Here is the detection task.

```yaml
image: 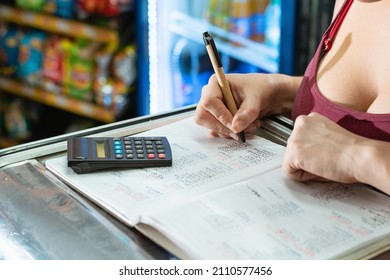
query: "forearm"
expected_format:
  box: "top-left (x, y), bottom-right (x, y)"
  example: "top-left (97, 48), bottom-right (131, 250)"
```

top-left (267, 74), bottom-right (303, 116)
top-left (352, 138), bottom-right (390, 196)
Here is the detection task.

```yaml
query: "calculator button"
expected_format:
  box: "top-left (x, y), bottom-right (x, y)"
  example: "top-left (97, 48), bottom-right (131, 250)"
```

top-left (137, 154), bottom-right (145, 159)
top-left (124, 140), bottom-right (131, 145)
top-left (135, 145), bottom-right (143, 149)
top-left (125, 149), bottom-right (133, 154)
top-left (134, 140), bottom-right (142, 145)
top-left (157, 149), bottom-right (165, 154)
top-left (125, 145), bottom-right (132, 149)
top-left (158, 153), bottom-right (166, 159)
top-left (126, 154), bottom-right (134, 159)
top-left (136, 149), bottom-right (143, 154)
top-left (115, 154), bottom-right (123, 159)
top-left (147, 154), bottom-right (156, 159)
top-left (146, 145), bottom-right (153, 149)
top-left (146, 137), bottom-right (161, 141)
top-left (146, 149), bottom-right (154, 154)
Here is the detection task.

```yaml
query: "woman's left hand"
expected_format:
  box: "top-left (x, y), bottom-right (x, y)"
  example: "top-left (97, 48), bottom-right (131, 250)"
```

top-left (282, 112), bottom-right (360, 184)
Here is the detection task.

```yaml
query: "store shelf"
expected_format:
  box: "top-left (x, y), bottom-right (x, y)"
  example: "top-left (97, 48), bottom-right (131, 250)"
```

top-left (0, 76), bottom-right (115, 123)
top-left (169, 12), bottom-right (279, 73)
top-left (0, 4), bottom-right (118, 47)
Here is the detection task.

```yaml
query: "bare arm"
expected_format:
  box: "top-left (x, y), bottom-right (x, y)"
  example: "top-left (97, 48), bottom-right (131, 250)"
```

top-left (353, 137), bottom-right (390, 195)
top-left (283, 113), bottom-right (390, 196)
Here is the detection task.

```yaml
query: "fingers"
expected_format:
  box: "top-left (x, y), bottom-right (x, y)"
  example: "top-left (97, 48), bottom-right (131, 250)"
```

top-left (232, 94), bottom-right (262, 133)
top-left (282, 159), bottom-right (317, 182)
top-left (194, 74), bottom-right (262, 139)
top-left (282, 113), bottom-right (332, 182)
top-left (209, 129), bottom-right (240, 141)
top-left (202, 95), bottom-right (234, 130)
top-left (195, 75), bottom-right (238, 138)
top-left (194, 95), bottom-right (235, 137)
top-left (282, 115), bottom-right (313, 181)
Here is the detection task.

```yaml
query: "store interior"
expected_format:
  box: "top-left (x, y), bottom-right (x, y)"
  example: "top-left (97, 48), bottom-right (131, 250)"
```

top-left (0, 0), bottom-right (333, 149)
top-left (0, 0), bottom-right (136, 148)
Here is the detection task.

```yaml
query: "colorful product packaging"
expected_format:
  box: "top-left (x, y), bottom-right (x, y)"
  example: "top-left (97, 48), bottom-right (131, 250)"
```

top-left (93, 46), bottom-right (114, 107)
top-left (42, 35), bottom-right (65, 93)
top-left (43, 0), bottom-right (76, 19)
top-left (18, 30), bottom-right (46, 85)
top-left (62, 39), bottom-right (99, 101)
top-left (16, 0), bottom-right (45, 12)
top-left (0, 24), bottom-right (20, 77)
top-left (111, 45), bottom-right (136, 115)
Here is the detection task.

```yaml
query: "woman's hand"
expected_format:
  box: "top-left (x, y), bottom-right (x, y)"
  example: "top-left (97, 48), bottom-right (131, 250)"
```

top-left (194, 73), bottom-right (299, 140)
top-left (283, 112), bottom-right (363, 184)
top-left (282, 112), bottom-right (390, 196)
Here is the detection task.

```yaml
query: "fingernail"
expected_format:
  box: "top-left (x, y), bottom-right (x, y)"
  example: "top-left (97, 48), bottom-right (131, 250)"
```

top-left (229, 132), bottom-right (239, 141)
top-left (234, 120), bottom-right (245, 132)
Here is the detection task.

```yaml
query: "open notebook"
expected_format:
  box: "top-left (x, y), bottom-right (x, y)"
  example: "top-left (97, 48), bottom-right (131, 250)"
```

top-left (46, 117), bottom-right (390, 259)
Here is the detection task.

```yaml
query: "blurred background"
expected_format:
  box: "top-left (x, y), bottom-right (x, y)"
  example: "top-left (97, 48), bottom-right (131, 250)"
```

top-left (0, 0), bottom-right (334, 148)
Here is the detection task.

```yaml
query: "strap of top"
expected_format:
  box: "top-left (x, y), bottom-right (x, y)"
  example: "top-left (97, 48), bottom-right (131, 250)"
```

top-left (321, 0), bottom-right (354, 57)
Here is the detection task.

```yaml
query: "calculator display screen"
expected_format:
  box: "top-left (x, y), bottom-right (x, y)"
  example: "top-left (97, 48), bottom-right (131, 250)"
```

top-left (96, 142), bottom-right (106, 158)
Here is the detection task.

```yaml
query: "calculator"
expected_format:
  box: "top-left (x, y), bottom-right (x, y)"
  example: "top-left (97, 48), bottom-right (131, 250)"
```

top-left (67, 136), bottom-right (172, 174)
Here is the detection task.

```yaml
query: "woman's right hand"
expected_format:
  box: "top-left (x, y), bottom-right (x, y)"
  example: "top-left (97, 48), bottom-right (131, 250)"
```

top-left (194, 73), bottom-right (299, 140)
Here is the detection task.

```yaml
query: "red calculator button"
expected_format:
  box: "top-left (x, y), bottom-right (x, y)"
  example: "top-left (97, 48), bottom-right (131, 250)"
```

top-left (158, 153), bottom-right (166, 159)
top-left (147, 153), bottom-right (156, 159)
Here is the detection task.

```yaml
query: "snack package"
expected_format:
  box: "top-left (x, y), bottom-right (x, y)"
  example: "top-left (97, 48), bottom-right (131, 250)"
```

top-left (16, 0), bottom-right (45, 12)
top-left (76, 0), bottom-right (134, 21)
top-left (42, 35), bottom-right (64, 93)
top-left (4, 99), bottom-right (31, 141)
top-left (77, 0), bottom-right (119, 17)
top-left (62, 39), bottom-right (99, 100)
top-left (93, 46), bottom-right (114, 107)
top-left (111, 45), bottom-right (136, 115)
top-left (18, 30), bottom-right (46, 85)
top-left (44, 0), bottom-right (76, 19)
top-left (0, 23), bottom-right (20, 77)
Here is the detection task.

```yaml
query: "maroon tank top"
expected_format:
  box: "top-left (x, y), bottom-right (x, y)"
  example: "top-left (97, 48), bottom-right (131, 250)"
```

top-left (291, 0), bottom-right (390, 141)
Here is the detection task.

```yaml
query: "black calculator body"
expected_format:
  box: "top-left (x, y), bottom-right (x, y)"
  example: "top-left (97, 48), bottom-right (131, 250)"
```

top-left (67, 136), bottom-right (172, 174)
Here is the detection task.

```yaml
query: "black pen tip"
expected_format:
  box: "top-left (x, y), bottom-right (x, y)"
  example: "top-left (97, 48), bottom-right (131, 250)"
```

top-left (203, 31), bottom-right (212, 45)
top-left (238, 132), bottom-right (246, 143)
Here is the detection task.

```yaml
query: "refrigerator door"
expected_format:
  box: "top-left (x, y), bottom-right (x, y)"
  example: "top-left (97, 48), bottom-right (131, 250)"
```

top-left (136, 0), bottom-right (296, 116)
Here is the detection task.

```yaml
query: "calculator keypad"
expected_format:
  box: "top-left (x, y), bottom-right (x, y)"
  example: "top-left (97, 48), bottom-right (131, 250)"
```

top-left (113, 137), bottom-right (168, 161)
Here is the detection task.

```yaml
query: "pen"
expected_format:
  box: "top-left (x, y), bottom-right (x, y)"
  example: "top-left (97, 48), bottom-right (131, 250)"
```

top-left (202, 31), bottom-right (246, 143)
